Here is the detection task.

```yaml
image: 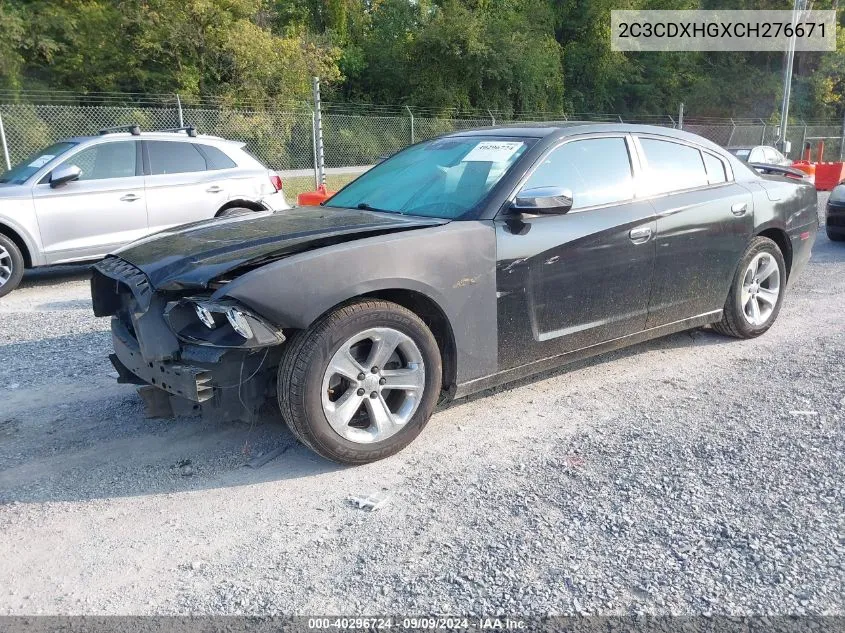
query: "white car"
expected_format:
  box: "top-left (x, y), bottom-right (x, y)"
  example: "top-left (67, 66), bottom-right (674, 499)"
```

top-left (0, 125), bottom-right (288, 297)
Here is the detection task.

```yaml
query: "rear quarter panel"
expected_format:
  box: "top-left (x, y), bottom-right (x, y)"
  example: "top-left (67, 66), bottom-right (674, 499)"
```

top-left (749, 178), bottom-right (818, 282)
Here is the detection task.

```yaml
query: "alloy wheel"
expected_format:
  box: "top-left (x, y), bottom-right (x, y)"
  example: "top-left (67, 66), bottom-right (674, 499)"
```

top-left (321, 327), bottom-right (426, 444)
top-left (0, 244), bottom-right (13, 289)
top-left (741, 251), bottom-right (781, 327)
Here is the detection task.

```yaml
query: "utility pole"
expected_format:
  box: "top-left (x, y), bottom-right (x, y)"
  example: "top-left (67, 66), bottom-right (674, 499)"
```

top-left (312, 77), bottom-right (325, 187)
top-left (778, 0), bottom-right (805, 153)
top-left (678, 103), bottom-right (684, 130)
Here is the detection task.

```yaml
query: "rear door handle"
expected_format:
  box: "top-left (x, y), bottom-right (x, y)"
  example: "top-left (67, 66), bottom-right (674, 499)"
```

top-left (629, 226), bottom-right (652, 244)
top-left (206, 186), bottom-right (223, 194)
top-left (120, 194), bottom-right (140, 202)
top-left (731, 202), bottom-right (748, 216)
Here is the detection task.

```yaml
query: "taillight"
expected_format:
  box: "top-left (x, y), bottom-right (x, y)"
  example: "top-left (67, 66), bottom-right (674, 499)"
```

top-left (269, 174), bottom-right (283, 192)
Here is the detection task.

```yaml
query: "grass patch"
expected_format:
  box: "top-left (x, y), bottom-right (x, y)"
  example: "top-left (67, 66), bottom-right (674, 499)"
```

top-left (282, 174), bottom-right (358, 204)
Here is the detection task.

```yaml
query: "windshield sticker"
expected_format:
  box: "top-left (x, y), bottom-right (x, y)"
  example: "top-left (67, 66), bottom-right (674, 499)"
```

top-left (462, 141), bottom-right (523, 163)
top-left (27, 155), bottom-right (55, 168)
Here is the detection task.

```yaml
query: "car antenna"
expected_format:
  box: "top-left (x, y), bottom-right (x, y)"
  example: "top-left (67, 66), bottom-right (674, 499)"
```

top-left (158, 125), bottom-right (198, 138)
top-left (98, 124), bottom-right (141, 136)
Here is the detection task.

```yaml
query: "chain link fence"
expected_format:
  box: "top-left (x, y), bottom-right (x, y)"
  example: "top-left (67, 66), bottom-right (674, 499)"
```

top-left (1, 101), bottom-right (843, 178)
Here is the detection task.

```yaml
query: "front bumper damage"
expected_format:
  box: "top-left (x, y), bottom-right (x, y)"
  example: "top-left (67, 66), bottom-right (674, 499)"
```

top-left (93, 256), bottom-right (284, 420)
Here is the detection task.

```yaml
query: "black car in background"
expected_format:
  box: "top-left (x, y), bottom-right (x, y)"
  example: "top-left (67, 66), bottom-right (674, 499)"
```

top-left (826, 182), bottom-right (845, 242)
top-left (91, 124), bottom-right (819, 464)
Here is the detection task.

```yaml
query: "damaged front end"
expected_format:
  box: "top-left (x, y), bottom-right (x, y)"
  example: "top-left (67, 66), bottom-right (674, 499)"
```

top-left (91, 255), bottom-right (285, 420)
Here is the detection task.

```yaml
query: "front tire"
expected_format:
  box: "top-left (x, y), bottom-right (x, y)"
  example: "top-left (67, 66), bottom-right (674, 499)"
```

top-left (278, 299), bottom-right (442, 465)
top-left (826, 227), bottom-right (845, 242)
top-left (713, 236), bottom-right (786, 339)
top-left (0, 234), bottom-right (25, 299)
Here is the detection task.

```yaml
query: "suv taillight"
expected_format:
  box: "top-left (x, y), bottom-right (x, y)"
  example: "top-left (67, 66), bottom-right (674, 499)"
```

top-left (269, 174), bottom-right (283, 192)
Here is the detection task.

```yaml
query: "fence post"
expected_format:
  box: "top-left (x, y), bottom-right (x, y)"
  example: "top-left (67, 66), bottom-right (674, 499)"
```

top-left (760, 120), bottom-right (766, 144)
top-left (488, 109), bottom-right (496, 126)
top-left (678, 103), bottom-right (684, 130)
top-left (727, 119), bottom-right (736, 146)
top-left (176, 94), bottom-right (184, 127)
top-left (312, 77), bottom-right (325, 186)
top-left (310, 110), bottom-right (319, 190)
top-left (840, 110), bottom-right (845, 161)
top-left (0, 111), bottom-right (10, 171)
top-left (800, 121), bottom-right (807, 158)
top-left (406, 105), bottom-right (414, 144)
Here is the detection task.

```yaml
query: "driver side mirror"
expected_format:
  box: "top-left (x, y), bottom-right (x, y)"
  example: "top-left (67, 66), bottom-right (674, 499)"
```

top-left (511, 186), bottom-right (573, 215)
top-left (50, 164), bottom-right (82, 188)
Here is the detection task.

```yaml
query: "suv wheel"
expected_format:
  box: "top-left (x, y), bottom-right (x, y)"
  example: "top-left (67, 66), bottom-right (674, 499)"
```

top-left (278, 299), bottom-right (442, 465)
top-left (713, 236), bottom-right (786, 339)
top-left (218, 206), bottom-right (253, 218)
top-left (0, 234), bottom-right (24, 298)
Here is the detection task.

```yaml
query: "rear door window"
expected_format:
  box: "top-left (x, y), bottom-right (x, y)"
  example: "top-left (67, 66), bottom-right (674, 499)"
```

top-left (523, 137), bottom-right (634, 209)
top-left (702, 152), bottom-right (727, 185)
top-left (639, 138), bottom-right (708, 194)
top-left (147, 141), bottom-right (207, 175)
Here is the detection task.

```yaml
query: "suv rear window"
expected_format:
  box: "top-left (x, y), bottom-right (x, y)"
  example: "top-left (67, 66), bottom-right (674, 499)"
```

top-left (196, 144), bottom-right (237, 170)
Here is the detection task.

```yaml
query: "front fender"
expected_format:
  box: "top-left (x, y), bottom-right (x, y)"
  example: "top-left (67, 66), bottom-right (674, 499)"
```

top-left (216, 221), bottom-right (498, 384)
top-left (0, 202), bottom-right (45, 267)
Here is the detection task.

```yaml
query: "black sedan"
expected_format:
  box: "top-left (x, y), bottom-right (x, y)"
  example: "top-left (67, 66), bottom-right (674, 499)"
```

top-left (91, 124), bottom-right (819, 464)
top-left (826, 183), bottom-right (845, 242)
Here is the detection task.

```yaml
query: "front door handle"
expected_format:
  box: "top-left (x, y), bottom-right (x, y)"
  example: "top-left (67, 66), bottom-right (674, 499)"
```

top-left (206, 186), bottom-right (223, 194)
top-left (120, 194), bottom-right (140, 202)
top-left (731, 202), bottom-right (748, 216)
top-left (629, 226), bottom-right (652, 244)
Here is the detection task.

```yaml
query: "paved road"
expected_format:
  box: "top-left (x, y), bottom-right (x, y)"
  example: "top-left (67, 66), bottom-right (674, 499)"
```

top-left (0, 197), bottom-right (842, 616)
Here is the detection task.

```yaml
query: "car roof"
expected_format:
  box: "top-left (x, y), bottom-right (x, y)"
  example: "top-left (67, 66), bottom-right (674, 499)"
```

top-left (448, 122), bottom-right (728, 151)
top-left (65, 132), bottom-right (241, 145)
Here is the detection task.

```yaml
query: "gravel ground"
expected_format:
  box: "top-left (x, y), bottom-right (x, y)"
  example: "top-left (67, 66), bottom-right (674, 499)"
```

top-left (0, 195), bottom-right (842, 616)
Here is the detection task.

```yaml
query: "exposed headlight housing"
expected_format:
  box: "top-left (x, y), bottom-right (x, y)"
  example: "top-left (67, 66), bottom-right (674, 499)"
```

top-left (195, 304), bottom-right (217, 329)
top-left (226, 308), bottom-right (254, 339)
top-left (165, 299), bottom-right (284, 349)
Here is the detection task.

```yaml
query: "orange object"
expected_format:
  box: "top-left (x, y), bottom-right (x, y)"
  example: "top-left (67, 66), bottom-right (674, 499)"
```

top-left (814, 162), bottom-right (845, 191)
top-left (297, 184), bottom-right (335, 206)
top-left (791, 160), bottom-right (816, 185)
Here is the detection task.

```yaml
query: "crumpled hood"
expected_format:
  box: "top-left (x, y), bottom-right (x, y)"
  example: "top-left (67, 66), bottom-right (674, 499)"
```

top-left (115, 206), bottom-right (448, 290)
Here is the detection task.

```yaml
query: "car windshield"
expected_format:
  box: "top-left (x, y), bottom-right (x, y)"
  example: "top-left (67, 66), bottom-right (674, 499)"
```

top-left (729, 148), bottom-right (751, 161)
top-left (324, 136), bottom-right (531, 218)
top-left (0, 142), bottom-right (77, 184)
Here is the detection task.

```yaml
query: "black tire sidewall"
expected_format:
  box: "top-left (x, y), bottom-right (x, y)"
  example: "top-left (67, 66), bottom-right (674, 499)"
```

top-left (218, 207), bottom-right (253, 218)
top-left (727, 238), bottom-right (786, 337)
top-left (826, 227), bottom-right (845, 242)
top-left (0, 234), bottom-right (24, 298)
top-left (299, 304), bottom-right (441, 463)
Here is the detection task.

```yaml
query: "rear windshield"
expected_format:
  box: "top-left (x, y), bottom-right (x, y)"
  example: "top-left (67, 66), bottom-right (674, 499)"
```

top-left (0, 142), bottom-right (78, 184)
top-left (324, 136), bottom-right (532, 219)
top-left (729, 148), bottom-right (751, 161)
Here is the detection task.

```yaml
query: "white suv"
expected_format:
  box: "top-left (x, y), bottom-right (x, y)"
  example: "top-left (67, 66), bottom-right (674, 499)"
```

top-left (0, 125), bottom-right (289, 297)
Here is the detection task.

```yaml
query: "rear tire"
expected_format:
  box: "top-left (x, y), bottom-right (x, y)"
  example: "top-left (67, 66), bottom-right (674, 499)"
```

top-left (218, 206), bottom-right (254, 218)
top-left (713, 236), bottom-right (786, 339)
top-left (278, 299), bottom-right (442, 465)
top-left (0, 234), bottom-right (25, 299)
top-left (826, 227), bottom-right (845, 242)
